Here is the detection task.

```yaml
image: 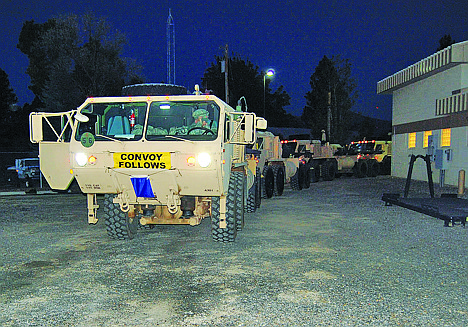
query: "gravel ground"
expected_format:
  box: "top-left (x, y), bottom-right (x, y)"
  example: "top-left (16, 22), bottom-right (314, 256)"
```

top-left (0, 175), bottom-right (467, 326)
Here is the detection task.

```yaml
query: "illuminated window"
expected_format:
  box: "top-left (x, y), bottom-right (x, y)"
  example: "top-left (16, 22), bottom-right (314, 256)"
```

top-left (423, 131), bottom-right (432, 148)
top-left (408, 132), bottom-right (416, 148)
top-left (441, 128), bottom-right (451, 147)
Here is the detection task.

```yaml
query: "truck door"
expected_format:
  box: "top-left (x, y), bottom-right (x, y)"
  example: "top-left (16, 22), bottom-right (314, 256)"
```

top-left (30, 112), bottom-right (75, 190)
top-left (39, 142), bottom-right (73, 190)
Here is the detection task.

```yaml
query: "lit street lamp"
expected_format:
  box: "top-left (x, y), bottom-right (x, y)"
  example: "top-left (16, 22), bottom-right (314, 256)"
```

top-left (263, 69), bottom-right (275, 117)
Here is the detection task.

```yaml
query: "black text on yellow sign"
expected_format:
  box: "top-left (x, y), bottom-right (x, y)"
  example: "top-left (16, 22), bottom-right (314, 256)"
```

top-left (113, 152), bottom-right (171, 169)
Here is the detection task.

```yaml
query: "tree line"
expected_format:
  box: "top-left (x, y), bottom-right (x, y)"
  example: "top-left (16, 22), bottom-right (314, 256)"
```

top-left (2, 13), bottom-right (422, 151)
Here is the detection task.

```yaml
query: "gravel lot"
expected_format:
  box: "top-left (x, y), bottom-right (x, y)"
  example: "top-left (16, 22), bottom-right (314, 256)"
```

top-left (0, 175), bottom-right (467, 326)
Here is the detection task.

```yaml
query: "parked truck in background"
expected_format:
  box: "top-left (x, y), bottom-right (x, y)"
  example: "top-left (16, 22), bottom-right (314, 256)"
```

top-left (253, 132), bottom-right (312, 198)
top-left (280, 138), bottom-right (392, 182)
top-left (6, 158), bottom-right (40, 187)
top-left (29, 84), bottom-right (267, 242)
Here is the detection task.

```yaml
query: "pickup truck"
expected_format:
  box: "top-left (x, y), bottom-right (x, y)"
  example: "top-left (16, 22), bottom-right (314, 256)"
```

top-left (7, 158), bottom-right (41, 187)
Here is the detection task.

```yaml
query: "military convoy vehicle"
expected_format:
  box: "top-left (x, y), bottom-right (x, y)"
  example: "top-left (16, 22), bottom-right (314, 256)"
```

top-left (252, 131), bottom-right (312, 198)
top-left (278, 137), bottom-right (392, 182)
top-left (29, 84), bottom-right (267, 242)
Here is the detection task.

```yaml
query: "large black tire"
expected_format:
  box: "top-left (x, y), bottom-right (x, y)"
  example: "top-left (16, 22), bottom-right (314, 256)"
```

top-left (290, 168), bottom-right (301, 191)
top-left (321, 161), bottom-right (336, 181)
top-left (103, 194), bottom-right (138, 240)
top-left (354, 160), bottom-right (368, 178)
top-left (272, 165), bottom-right (285, 196)
top-left (246, 182), bottom-right (256, 213)
top-left (255, 167), bottom-right (262, 209)
top-left (310, 162), bottom-right (320, 183)
top-left (367, 160), bottom-right (379, 177)
top-left (382, 157), bottom-right (391, 175)
top-left (263, 166), bottom-right (275, 198)
top-left (302, 164), bottom-right (311, 189)
top-left (211, 176), bottom-right (237, 242)
top-left (234, 171), bottom-right (245, 231)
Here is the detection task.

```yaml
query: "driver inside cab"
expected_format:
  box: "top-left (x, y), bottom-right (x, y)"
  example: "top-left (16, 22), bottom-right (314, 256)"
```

top-left (188, 108), bottom-right (218, 135)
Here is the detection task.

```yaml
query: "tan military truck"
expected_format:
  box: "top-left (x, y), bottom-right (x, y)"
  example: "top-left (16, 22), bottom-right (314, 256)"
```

top-left (29, 84), bottom-right (267, 242)
top-left (307, 139), bottom-right (392, 181)
top-left (253, 131), bottom-right (311, 198)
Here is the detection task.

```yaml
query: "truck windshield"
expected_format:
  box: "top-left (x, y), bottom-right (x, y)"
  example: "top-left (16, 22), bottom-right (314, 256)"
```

top-left (348, 143), bottom-right (375, 155)
top-left (146, 101), bottom-right (219, 141)
top-left (75, 100), bottom-right (220, 142)
top-left (75, 102), bottom-right (147, 141)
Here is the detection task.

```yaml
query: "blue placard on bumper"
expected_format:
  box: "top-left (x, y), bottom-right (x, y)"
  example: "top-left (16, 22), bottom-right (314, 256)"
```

top-left (131, 176), bottom-right (155, 198)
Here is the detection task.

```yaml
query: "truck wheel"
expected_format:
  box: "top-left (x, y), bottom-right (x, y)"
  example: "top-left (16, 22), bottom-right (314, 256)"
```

top-left (255, 167), bottom-right (262, 208)
top-left (290, 168), bottom-right (301, 191)
top-left (354, 160), bottom-right (368, 178)
top-left (211, 181), bottom-right (237, 242)
top-left (302, 164), bottom-right (311, 189)
top-left (382, 157), bottom-right (391, 175)
top-left (321, 161), bottom-right (336, 181)
top-left (234, 171), bottom-right (245, 230)
top-left (263, 166), bottom-right (274, 198)
top-left (246, 168), bottom-right (257, 213)
top-left (272, 165), bottom-right (285, 196)
top-left (367, 160), bottom-right (379, 177)
top-left (103, 194), bottom-right (138, 240)
top-left (310, 162), bottom-right (319, 183)
top-left (246, 183), bottom-right (256, 213)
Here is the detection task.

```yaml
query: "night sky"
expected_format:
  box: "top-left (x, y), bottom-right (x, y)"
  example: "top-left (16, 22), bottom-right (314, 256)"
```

top-left (2, 0), bottom-right (468, 122)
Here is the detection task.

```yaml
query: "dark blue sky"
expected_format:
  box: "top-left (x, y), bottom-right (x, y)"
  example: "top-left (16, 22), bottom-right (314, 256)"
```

top-left (2, 0), bottom-right (468, 121)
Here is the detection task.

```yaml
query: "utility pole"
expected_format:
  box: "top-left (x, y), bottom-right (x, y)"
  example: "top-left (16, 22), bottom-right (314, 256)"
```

top-left (224, 44), bottom-right (229, 105)
top-left (327, 91), bottom-right (332, 143)
top-left (166, 9), bottom-right (175, 84)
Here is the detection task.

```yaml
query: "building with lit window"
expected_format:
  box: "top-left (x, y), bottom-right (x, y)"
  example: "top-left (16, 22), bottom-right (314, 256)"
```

top-left (377, 41), bottom-right (468, 186)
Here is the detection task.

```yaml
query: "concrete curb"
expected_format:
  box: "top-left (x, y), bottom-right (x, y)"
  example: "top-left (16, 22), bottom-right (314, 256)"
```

top-left (0, 190), bottom-right (56, 196)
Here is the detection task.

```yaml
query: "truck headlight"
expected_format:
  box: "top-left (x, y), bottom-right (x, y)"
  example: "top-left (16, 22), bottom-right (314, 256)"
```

top-left (197, 152), bottom-right (211, 168)
top-left (75, 153), bottom-right (88, 166)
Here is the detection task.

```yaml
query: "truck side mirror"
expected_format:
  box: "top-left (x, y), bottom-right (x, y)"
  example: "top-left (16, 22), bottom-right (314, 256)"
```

top-left (244, 114), bottom-right (254, 143)
top-left (227, 112), bottom-right (257, 145)
top-left (30, 113), bottom-right (43, 143)
top-left (75, 112), bottom-right (89, 123)
top-left (256, 117), bottom-right (267, 130)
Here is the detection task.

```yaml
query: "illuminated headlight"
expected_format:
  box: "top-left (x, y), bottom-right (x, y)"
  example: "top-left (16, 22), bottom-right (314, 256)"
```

top-left (197, 152), bottom-right (211, 168)
top-left (75, 153), bottom-right (88, 166)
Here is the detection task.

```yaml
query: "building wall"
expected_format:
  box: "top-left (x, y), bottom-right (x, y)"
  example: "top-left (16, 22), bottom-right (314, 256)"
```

top-left (392, 64), bottom-right (468, 186)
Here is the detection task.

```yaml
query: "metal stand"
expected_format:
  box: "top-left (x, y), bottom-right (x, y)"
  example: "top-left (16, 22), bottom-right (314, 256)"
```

top-left (404, 154), bottom-right (434, 198)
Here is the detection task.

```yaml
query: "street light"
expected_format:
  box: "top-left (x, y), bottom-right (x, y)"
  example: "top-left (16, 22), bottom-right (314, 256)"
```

top-left (263, 69), bottom-right (275, 117)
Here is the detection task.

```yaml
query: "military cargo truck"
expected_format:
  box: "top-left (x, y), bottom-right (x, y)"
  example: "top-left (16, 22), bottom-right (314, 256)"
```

top-left (29, 85), bottom-right (267, 242)
top-left (253, 132), bottom-right (311, 198)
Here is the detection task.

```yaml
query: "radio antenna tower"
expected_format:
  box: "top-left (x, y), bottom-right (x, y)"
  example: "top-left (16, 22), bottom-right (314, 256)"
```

top-left (166, 8), bottom-right (175, 84)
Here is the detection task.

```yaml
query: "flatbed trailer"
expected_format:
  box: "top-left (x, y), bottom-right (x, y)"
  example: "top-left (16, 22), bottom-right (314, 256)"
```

top-left (382, 193), bottom-right (468, 227)
top-left (382, 154), bottom-right (468, 227)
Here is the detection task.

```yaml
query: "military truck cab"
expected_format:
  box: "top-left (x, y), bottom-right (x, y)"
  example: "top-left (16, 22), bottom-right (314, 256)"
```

top-left (30, 86), bottom-right (266, 242)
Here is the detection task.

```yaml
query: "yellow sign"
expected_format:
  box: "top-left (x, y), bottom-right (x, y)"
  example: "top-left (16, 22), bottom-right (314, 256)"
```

top-left (113, 152), bottom-right (171, 169)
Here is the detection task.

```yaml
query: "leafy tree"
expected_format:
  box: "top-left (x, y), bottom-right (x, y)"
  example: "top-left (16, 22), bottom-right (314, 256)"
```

top-left (302, 55), bottom-right (357, 144)
top-left (0, 68), bottom-right (18, 124)
top-left (18, 14), bottom-right (143, 112)
top-left (201, 54), bottom-right (292, 126)
top-left (437, 34), bottom-right (456, 51)
top-left (17, 18), bottom-right (56, 109)
top-left (0, 69), bottom-right (31, 150)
